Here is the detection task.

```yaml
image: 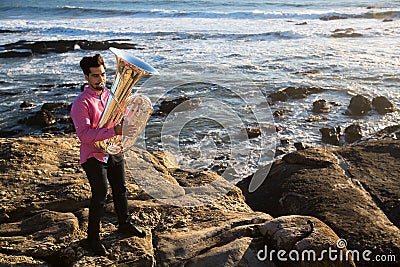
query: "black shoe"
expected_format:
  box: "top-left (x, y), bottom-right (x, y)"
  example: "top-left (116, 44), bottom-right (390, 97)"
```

top-left (117, 222), bottom-right (146, 238)
top-left (87, 238), bottom-right (107, 256)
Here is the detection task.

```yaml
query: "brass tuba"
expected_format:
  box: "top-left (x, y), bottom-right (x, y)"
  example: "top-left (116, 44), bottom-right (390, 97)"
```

top-left (95, 47), bottom-right (157, 155)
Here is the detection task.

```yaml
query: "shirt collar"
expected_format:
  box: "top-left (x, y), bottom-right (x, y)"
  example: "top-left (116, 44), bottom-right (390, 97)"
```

top-left (84, 85), bottom-right (103, 97)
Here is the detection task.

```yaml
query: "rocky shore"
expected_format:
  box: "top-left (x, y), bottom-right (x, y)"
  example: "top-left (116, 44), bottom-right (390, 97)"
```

top-left (0, 131), bottom-right (399, 266)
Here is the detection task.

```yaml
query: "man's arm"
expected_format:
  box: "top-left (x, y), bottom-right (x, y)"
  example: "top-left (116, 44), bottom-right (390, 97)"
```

top-left (71, 100), bottom-right (116, 144)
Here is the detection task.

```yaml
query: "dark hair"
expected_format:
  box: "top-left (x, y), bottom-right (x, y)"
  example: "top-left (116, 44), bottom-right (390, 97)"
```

top-left (79, 54), bottom-right (106, 75)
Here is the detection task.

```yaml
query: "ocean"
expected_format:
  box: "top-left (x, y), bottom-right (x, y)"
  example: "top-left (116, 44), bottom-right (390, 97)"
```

top-left (0, 0), bottom-right (399, 182)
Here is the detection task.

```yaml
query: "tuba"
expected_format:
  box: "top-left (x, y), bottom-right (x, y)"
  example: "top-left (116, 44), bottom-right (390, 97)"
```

top-left (95, 47), bottom-right (157, 155)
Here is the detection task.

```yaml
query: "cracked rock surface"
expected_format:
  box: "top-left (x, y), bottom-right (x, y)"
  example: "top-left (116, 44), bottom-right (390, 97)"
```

top-left (0, 135), bottom-right (376, 266)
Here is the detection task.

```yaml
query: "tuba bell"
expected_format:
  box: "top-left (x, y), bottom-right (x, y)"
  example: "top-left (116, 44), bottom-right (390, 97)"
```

top-left (95, 47), bottom-right (157, 155)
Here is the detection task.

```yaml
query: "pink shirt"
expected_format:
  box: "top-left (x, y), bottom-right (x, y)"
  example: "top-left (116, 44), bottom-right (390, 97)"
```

top-left (70, 85), bottom-right (116, 164)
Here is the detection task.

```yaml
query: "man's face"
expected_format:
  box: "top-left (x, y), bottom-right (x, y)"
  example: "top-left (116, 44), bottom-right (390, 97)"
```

top-left (85, 65), bottom-right (106, 91)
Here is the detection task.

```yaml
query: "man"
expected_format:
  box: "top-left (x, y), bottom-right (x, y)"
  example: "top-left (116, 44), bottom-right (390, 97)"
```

top-left (70, 54), bottom-right (146, 256)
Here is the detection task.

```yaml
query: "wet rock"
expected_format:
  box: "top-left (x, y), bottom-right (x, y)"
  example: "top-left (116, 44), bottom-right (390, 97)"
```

top-left (344, 124), bottom-right (362, 143)
top-left (268, 90), bottom-right (288, 101)
top-left (294, 142), bottom-right (309, 150)
top-left (280, 139), bottom-right (290, 146)
top-left (0, 29), bottom-right (24, 33)
top-left (0, 51), bottom-right (33, 58)
top-left (372, 96), bottom-right (396, 114)
top-left (319, 126), bottom-right (341, 146)
top-left (293, 69), bottom-right (320, 75)
top-left (0, 129), bottom-right (23, 138)
top-left (305, 114), bottom-right (330, 122)
top-left (347, 94), bottom-right (371, 116)
top-left (41, 102), bottom-right (68, 111)
top-left (20, 101), bottom-right (35, 109)
top-left (312, 99), bottom-right (330, 113)
top-left (372, 124), bottom-right (400, 140)
top-left (0, 40), bottom-right (139, 58)
top-left (32, 42), bottom-right (50, 53)
top-left (246, 127), bottom-right (262, 139)
top-left (273, 109), bottom-right (291, 118)
top-left (268, 86), bottom-right (324, 102)
top-left (25, 109), bottom-right (57, 128)
top-left (320, 15), bottom-right (348, 21)
top-left (155, 96), bottom-right (190, 116)
top-left (331, 28), bottom-right (363, 38)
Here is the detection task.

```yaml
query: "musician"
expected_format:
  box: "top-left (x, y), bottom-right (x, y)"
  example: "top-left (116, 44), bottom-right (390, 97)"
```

top-left (70, 54), bottom-right (146, 256)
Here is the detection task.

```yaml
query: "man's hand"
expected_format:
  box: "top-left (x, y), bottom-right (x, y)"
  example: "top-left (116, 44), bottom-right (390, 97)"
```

top-left (114, 123), bottom-right (123, 135)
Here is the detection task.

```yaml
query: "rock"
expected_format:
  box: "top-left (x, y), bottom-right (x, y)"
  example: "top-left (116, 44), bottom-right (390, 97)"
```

top-left (14, 102), bottom-right (72, 135)
top-left (246, 127), bottom-right (262, 139)
top-left (238, 142), bottom-right (400, 266)
top-left (32, 41), bottom-right (50, 53)
top-left (0, 210), bottom-right (80, 262)
top-left (285, 86), bottom-right (323, 99)
top-left (0, 29), bottom-right (24, 33)
top-left (1, 135), bottom-right (396, 266)
top-left (312, 99), bottom-right (330, 113)
top-left (25, 109), bottom-right (57, 128)
top-left (0, 137), bottom-right (90, 222)
top-left (282, 147), bottom-right (338, 167)
top-left (344, 124), bottom-right (362, 143)
top-left (372, 96), bottom-right (396, 114)
top-left (294, 142), bottom-right (309, 151)
top-left (347, 95), bottom-right (371, 115)
top-left (155, 96), bottom-right (190, 116)
top-left (258, 215), bottom-right (356, 266)
top-left (41, 102), bottom-right (68, 111)
top-left (293, 69), bottom-right (320, 75)
top-left (153, 210), bottom-right (272, 267)
top-left (372, 124), bottom-right (400, 139)
top-left (268, 90), bottom-right (288, 101)
top-left (273, 109), bottom-right (291, 118)
top-left (305, 114), bottom-right (330, 122)
top-left (0, 40), bottom-right (139, 58)
top-left (331, 28), bottom-right (363, 38)
top-left (0, 129), bottom-right (23, 138)
top-left (320, 15), bottom-right (348, 21)
top-left (0, 253), bottom-right (48, 266)
top-left (20, 101), bottom-right (35, 109)
top-left (268, 86), bottom-right (324, 102)
top-left (338, 140), bottom-right (400, 229)
top-left (0, 51), bottom-right (33, 58)
top-left (280, 139), bottom-right (290, 146)
top-left (319, 126), bottom-right (341, 146)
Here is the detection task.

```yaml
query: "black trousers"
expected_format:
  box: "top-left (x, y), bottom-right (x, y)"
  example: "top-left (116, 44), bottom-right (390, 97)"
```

top-left (82, 154), bottom-right (130, 240)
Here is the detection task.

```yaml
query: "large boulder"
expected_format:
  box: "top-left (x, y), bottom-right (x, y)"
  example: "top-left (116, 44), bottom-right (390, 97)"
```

top-left (347, 95), bottom-right (371, 116)
top-left (238, 141), bottom-right (400, 266)
top-left (372, 96), bottom-right (396, 114)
